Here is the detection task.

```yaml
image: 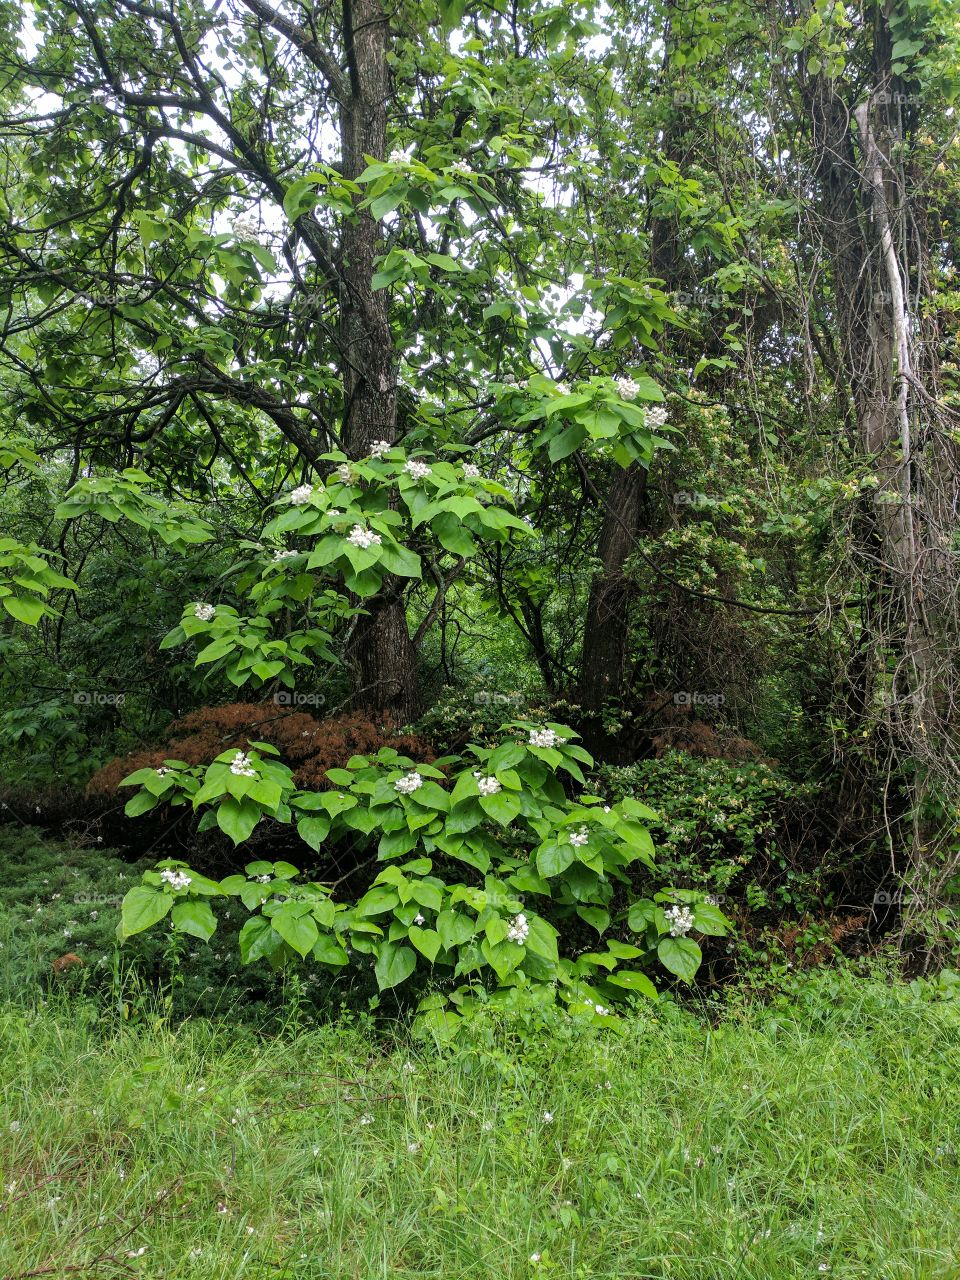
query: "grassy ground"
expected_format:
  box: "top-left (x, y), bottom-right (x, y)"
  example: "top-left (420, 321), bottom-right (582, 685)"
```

top-left (2, 970), bottom-right (959, 1279)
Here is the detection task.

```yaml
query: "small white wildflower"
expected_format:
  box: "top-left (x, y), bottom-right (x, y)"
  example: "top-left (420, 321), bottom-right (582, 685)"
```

top-left (159, 868), bottom-right (191, 891)
top-left (256, 874), bottom-right (271, 884)
top-left (126, 1247), bottom-right (147, 1257)
top-left (528, 727), bottom-right (562, 748)
top-left (232, 215), bottom-right (259, 240)
top-left (359, 1113), bottom-right (374, 1126)
top-left (646, 405), bottom-right (668, 430)
top-left (594, 1005), bottom-right (610, 1016)
top-left (346, 524), bottom-right (382, 549)
top-left (369, 439), bottom-right (391, 458)
top-left (404, 458), bottom-right (431, 480)
top-left (542, 1111), bottom-right (553, 1123)
top-left (569, 825), bottom-right (589, 847)
top-left (529, 1253), bottom-right (541, 1264)
top-left (477, 776), bottom-right (502, 796)
top-left (401, 1061), bottom-right (415, 1074)
top-left (615, 375), bottom-right (639, 400)
top-left (336, 463), bottom-right (353, 484)
top-left (63, 929), bottom-right (72, 939)
top-left (230, 751), bottom-right (257, 778)
top-left (156, 766), bottom-right (170, 777)
top-left (290, 483), bottom-right (313, 505)
top-left (463, 463), bottom-right (480, 478)
top-left (272, 548), bottom-right (298, 561)
top-left (413, 913), bottom-right (425, 926)
top-left (407, 1141), bottom-right (420, 1152)
top-left (506, 913), bottom-right (529, 944)
top-left (194, 603), bottom-right (215, 621)
top-left (664, 904), bottom-right (695, 937)
top-left (394, 771), bottom-right (424, 795)
top-left (9, 1121), bottom-right (20, 1133)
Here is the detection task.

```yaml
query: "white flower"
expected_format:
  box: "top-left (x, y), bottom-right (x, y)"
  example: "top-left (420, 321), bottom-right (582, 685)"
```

top-left (463, 463), bottom-right (480, 478)
top-left (194, 603), bottom-right (215, 621)
top-left (506, 913), bottom-right (529, 944)
top-left (528, 727), bottom-right (562, 748)
top-left (359, 1113), bottom-right (374, 1126)
top-left (230, 751), bottom-right (257, 778)
top-left (369, 439), bottom-right (392, 458)
top-left (542, 1111), bottom-right (553, 1123)
top-left (404, 458), bottom-right (431, 480)
top-left (336, 463), bottom-right (353, 484)
top-left (477, 776), bottom-right (501, 796)
top-left (156, 766), bottom-right (169, 777)
top-left (346, 524), bottom-right (382, 549)
top-left (569, 826), bottom-right (589, 847)
top-left (646, 405), bottom-right (668, 430)
top-left (555, 381), bottom-right (570, 394)
top-left (394, 771), bottom-right (423, 795)
top-left (401, 1061), bottom-right (415, 1074)
top-left (290, 484), bottom-right (313, 505)
top-left (256, 874), bottom-right (271, 884)
top-left (326, 508), bottom-right (343, 519)
top-left (413, 913), bottom-right (425, 926)
top-left (407, 1141), bottom-right (420, 1152)
top-left (594, 1004), bottom-right (610, 1016)
top-left (160, 868), bottom-right (192, 891)
top-left (664, 904), bottom-right (695, 937)
top-left (9, 1122), bottom-right (20, 1133)
top-left (232, 215), bottom-right (259, 240)
top-left (615, 375), bottom-right (639, 400)
top-left (529, 1253), bottom-right (541, 1264)
top-left (273, 548), bottom-right (298, 560)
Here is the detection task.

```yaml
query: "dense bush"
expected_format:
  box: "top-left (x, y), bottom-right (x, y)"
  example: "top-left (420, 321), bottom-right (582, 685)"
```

top-left (598, 750), bottom-right (821, 912)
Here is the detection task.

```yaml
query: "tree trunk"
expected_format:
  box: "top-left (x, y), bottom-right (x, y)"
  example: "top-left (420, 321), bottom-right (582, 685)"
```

top-left (338, 0), bottom-right (418, 721)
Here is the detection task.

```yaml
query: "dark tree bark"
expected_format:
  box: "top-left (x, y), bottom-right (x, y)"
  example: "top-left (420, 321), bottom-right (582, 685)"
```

top-left (337, 0), bottom-right (418, 720)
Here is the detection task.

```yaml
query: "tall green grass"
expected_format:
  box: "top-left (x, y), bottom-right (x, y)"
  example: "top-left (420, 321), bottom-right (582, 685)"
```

top-left (2, 970), bottom-right (958, 1279)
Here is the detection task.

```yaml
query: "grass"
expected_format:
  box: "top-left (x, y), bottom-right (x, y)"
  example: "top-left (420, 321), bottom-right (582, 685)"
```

top-left (2, 970), bottom-right (959, 1279)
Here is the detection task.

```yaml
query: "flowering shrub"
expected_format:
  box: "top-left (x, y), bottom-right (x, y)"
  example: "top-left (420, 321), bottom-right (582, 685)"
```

top-left (117, 721), bottom-right (728, 1030)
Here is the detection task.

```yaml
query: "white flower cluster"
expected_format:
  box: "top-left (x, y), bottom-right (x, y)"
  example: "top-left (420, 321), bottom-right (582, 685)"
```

top-left (394, 771), bottom-right (423, 795)
top-left (160, 868), bottom-right (191, 891)
top-left (616, 375), bottom-right (639, 400)
top-left (569, 826), bottom-right (589, 847)
top-left (665, 904), bottom-right (695, 937)
top-left (273, 548), bottom-right (298, 561)
top-left (463, 463), bottom-right (480, 478)
top-left (290, 484), bottom-right (313, 505)
top-left (230, 751), bottom-right (257, 778)
top-left (583, 997), bottom-right (610, 1015)
top-left (232, 215), bottom-right (259, 240)
top-left (646, 405), bottom-right (668, 430)
top-left (155, 766), bottom-right (169, 777)
top-left (336, 464), bottom-right (353, 484)
top-left (347, 524), bottom-right (382, 549)
top-left (369, 439), bottom-right (392, 458)
top-left (404, 459), bottom-right (431, 480)
top-left (529, 727), bottom-right (562, 748)
top-left (194, 603), bottom-right (216, 621)
top-left (506, 913), bottom-right (529, 944)
top-left (476, 775), bottom-right (501, 796)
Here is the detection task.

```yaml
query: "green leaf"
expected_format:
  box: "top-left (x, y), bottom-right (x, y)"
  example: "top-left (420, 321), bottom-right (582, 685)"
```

top-left (216, 796), bottom-right (261, 845)
top-left (272, 905), bottom-right (320, 958)
top-left (657, 936), bottom-right (702, 982)
top-left (692, 903), bottom-right (730, 936)
top-left (607, 969), bottom-right (659, 999)
top-left (2, 594), bottom-right (46, 625)
top-left (408, 925), bottom-right (442, 962)
top-left (120, 886), bottom-right (172, 937)
top-left (375, 941), bottom-right (417, 990)
top-left (537, 842), bottom-right (575, 877)
top-left (171, 899), bottom-right (217, 941)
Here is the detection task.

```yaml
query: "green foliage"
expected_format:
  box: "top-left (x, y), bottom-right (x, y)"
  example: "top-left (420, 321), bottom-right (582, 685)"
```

top-left (117, 722), bottom-right (728, 1026)
top-left (599, 751), bottom-right (820, 910)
